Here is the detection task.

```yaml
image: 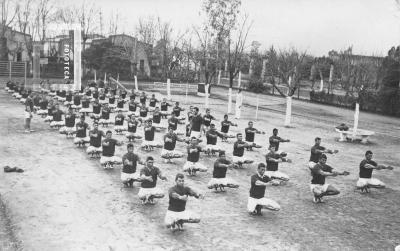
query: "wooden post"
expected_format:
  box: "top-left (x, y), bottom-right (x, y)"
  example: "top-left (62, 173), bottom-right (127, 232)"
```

top-left (9, 61), bottom-right (11, 80)
top-left (24, 61), bottom-right (27, 88)
top-left (255, 94), bottom-right (259, 120)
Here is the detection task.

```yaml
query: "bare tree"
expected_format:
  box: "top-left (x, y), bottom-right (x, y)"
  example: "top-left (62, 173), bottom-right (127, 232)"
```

top-left (0, 0), bottom-right (19, 60)
top-left (136, 16), bottom-right (156, 45)
top-left (193, 24), bottom-right (217, 85)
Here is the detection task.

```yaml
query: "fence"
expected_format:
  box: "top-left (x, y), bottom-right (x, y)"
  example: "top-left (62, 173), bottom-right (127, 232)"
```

top-left (0, 61), bottom-right (27, 86)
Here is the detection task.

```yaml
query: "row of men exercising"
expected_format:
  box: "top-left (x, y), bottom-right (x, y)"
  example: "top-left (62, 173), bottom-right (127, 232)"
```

top-left (5, 86), bottom-right (395, 232)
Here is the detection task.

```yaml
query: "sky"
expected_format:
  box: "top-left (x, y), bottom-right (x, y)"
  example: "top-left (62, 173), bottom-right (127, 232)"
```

top-left (66, 0), bottom-right (400, 57)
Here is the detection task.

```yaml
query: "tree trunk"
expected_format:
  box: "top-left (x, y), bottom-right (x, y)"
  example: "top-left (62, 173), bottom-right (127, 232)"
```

top-left (352, 102), bottom-right (359, 138)
top-left (0, 37), bottom-right (8, 61)
top-left (227, 87), bottom-right (232, 114)
top-left (284, 96), bottom-right (292, 127)
top-left (167, 78), bottom-right (171, 100)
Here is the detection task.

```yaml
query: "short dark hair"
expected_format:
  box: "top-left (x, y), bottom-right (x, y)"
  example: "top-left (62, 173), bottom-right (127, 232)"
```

top-left (175, 173), bottom-right (184, 181)
top-left (146, 156), bottom-right (154, 161)
top-left (194, 107), bottom-right (199, 112)
top-left (365, 150), bottom-right (373, 156)
top-left (315, 137), bottom-right (321, 141)
top-left (258, 163), bottom-right (266, 169)
top-left (80, 115), bottom-right (85, 119)
top-left (320, 154), bottom-right (327, 160)
top-left (106, 130), bottom-right (112, 134)
top-left (219, 151), bottom-right (226, 157)
top-left (127, 143), bottom-right (134, 149)
top-left (237, 133), bottom-right (242, 137)
top-left (273, 128), bottom-right (278, 133)
top-left (224, 114), bottom-right (228, 118)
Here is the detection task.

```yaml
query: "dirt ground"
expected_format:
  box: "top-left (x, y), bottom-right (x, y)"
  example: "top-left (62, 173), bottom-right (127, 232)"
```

top-left (0, 82), bottom-right (399, 251)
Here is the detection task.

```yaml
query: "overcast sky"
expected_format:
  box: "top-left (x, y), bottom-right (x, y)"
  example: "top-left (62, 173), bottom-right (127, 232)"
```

top-left (68, 0), bottom-right (400, 57)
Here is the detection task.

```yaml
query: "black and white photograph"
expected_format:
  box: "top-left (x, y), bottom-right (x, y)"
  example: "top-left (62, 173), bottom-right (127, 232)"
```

top-left (0, 0), bottom-right (399, 250)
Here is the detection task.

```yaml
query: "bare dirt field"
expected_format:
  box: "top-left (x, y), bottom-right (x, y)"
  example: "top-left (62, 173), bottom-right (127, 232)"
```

top-left (0, 82), bottom-right (399, 251)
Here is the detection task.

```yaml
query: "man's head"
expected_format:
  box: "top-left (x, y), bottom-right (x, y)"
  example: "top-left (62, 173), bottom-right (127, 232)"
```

top-left (152, 94), bottom-right (155, 98)
top-left (319, 154), bottom-right (327, 164)
top-left (219, 151), bottom-right (226, 160)
top-left (106, 130), bottom-right (112, 139)
top-left (365, 150), bottom-right (373, 161)
top-left (93, 122), bottom-right (99, 129)
top-left (168, 126), bottom-right (174, 133)
top-left (273, 128), bottom-right (278, 136)
top-left (269, 145), bottom-right (276, 153)
top-left (315, 137), bottom-right (321, 145)
top-left (170, 112), bottom-right (175, 118)
top-left (175, 101), bottom-right (179, 107)
top-left (193, 107), bottom-right (199, 115)
top-left (80, 115), bottom-right (85, 122)
top-left (248, 121), bottom-right (253, 128)
top-left (210, 123), bottom-right (216, 130)
top-left (190, 137), bottom-right (198, 145)
top-left (175, 173), bottom-right (185, 187)
top-left (162, 98), bottom-right (166, 102)
top-left (147, 120), bottom-right (153, 126)
top-left (155, 107), bottom-right (160, 112)
top-left (55, 104), bottom-right (60, 110)
top-left (224, 114), bottom-right (228, 121)
top-left (146, 156), bottom-right (154, 167)
top-left (127, 143), bottom-right (134, 153)
top-left (236, 133), bottom-right (243, 141)
top-left (257, 163), bottom-right (266, 176)
top-left (117, 110), bottom-right (122, 115)
top-left (206, 108), bottom-right (210, 115)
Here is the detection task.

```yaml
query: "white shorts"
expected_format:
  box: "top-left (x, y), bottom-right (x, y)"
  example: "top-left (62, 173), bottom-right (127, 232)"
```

top-left (37, 109), bottom-right (48, 115)
top-left (59, 126), bottom-right (76, 134)
top-left (183, 161), bottom-right (207, 172)
top-left (310, 184), bottom-right (330, 196)
top-left (71, 104), bottom-right (82, 109)
top-left (50, 121), bottom-right (65, 127)
top-left (58, 97), bottom-right (66, 102)
top-left (148, 107), bottom-right (156, 112)
top-left (141, 140), bottom-right (162, 148)
top-left (232, 156), bottom-right (252, 164)
top-left (247, 197), bottom-right (280, 212)
top-left (308, 161), bottom-right (317, 169)
top-left (20, 98), bottom-right (26, 103)
top-left (115, 108), bottom-right (128, 112)
top-left (190, 131), bottom-right (201, 138)
top-left (137, 187), bottom-right (164, 199)
top-left (114, 125), bottom-right (127, 132)
top-left (161, 149), bottom-right (184, 158)
top-left (74, 137), bottom-right (90, 144)
top-left (126, 132), bottom-right (140, 138)
top-left (265, 171), bottom-right (289, 181)
top-left (100, 156), bottom-right (122, 165)
top-left (121, 172), bottom-right (141, 182)
top-left (44, 116), bottom-right (53, 122)
top-left (153, 121), bottom-right (167, 129)
top-left (164, 210), bottom-right (200, 227)
top-left (86, 146), bottom-right (102, 154)
top-left (109, 104), bottom-right (117, 108)
top-left (356, 178), bottom-right (385, 188)
top-left (99, 119), bottom-right (113, 125)
top-left (205, 144), bottom-right (223, 152)
top-left (99, 99), bottom-right (108, 104)
top-left (207, 177), bottom-right (238, 187)
top-left (91, 113), bottom-right (101, 119)
top-left (80, 108), bottom-right (92, 113)
top-left (64, 101), bottom-right (73, 106)
top-left (127, 111), bottom-right (139, 117)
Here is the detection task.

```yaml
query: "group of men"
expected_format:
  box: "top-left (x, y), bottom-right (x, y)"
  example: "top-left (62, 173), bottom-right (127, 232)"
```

top-left (4, 79), bottom-right (395, 230)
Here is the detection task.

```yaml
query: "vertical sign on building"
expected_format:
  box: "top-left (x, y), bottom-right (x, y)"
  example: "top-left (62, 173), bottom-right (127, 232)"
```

top-left (73, 27), bottom-right (82, 91)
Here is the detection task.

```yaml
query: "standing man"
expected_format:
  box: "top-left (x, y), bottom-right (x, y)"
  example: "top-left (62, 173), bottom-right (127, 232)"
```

top-left (164, 173), bottom-right (204, 231)
top-left (235, 88), bottom-right (243, 119)
top-left (356, 150), bottom-right (394, 193)
top-left (138, 157), bottom-right (167, 204)
top-left (121, 143), bottom-right (144, 187)
top-left (310, 154), bottom-right (349, 203)
top-left (247, 163), bottom-right (281, 215)
top-left (308, 137), bottom-right (338, 169)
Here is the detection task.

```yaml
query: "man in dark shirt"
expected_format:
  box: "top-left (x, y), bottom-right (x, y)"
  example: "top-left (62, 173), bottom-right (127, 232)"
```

top-left (50, 104), bottom-right (65, 128)
top-left (308, 137), bottom-right (338, 169)
top-left (121, 143), bottom-right (144, 187)
top-left (59, 107), bottom-right (77, 137)
top-left (160, 98), bottom-right (171, 118)
top-left (152, 107), bottom-right (166, 130)
top-left (99, 103), bottom-right (112, 127)
top-left (202, 108), bottom-right (216, 133)
top-left (310, 154), bottom-right (348, 203)
top-left (164, 173), bottom-right (203, 231)
top-left (125, 116), bottom-right (142, 142)
top-left (356, 150), bottom-right (393, 193)
top-left (139, 103), bottom-right (151, 121)
top-left (139, 92), bottom-right (147, 105)
top-left (232, 133), bottom-right (254, 167)
top-left (64, 91), bottom-right (73, 106)
top-left (114, 110), bottom-right (127, 134)
top-left (115, 96), bottom-right (127, 112)
top-left (127, 99), bottom-right (139, 117)
top-left (220, 114), bottom-right (237, 141)
top-left (100, 130), bottom-right (123, 169)
top-left (74, 115), bottom-right (90, 147)
top-left (148, 94), bottom-right (159, 111)
top-left (72, 92), bottom-right (82, 110)
top-left (183, 137), bottom-right (207, 176)
top-left (247, 163), bottom-right (281, 215)
top-left (86, 122), bottom-right (105, 158)
top-left (172, 102), bottom-right (185, 120)
top-left (91, 99), bottom-right (101, 119)
top-left (189, 107), bottom-right (203, 138)
top-left (139, 120), bottom-right (162, 151)
top-left (161, 126), bottom-right (186, 163)
top-left (207, 151), bottom-right (239, 192)
top-left (205, 124), bottom-right (224, 155)
top-left (264, 146), bottom-right (292, 185)
top-left (138, 156), bottom-right (167, 204)
top-left (244, 121), bottom-right (264, 150)
top-left (269, 128), bottom-right (290, 156)
top-left (37, 96), bottom-right (49, 117)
